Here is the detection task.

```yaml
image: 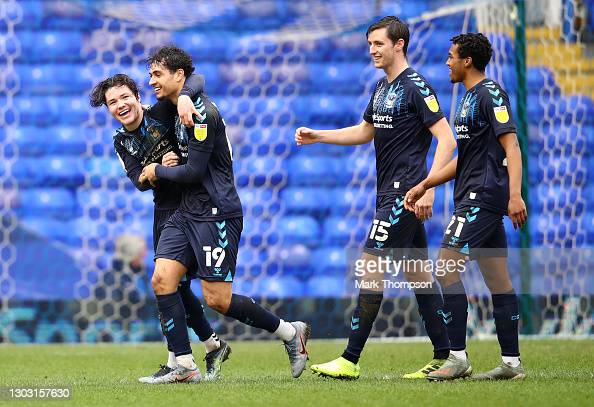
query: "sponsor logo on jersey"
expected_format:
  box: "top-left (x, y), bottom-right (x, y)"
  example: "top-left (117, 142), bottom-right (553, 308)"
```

top-left (194, 123), bottom-right (207, 141)
top-left (424, 95), bottom-right (439, 113)
top-left (493, 106), bottom-right (509, 123)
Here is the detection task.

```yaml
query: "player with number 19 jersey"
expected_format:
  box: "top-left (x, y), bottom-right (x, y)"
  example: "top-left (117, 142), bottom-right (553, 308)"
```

top-left (363, 67), bottom-right (444, 257)
top-left (155, 93), bottom-right (243, 282)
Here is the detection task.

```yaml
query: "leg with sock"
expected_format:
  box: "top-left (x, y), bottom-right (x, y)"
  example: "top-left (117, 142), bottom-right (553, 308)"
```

top-left (414, 285), bottom-right (450, 360)
top-left (342, 290), bottom-right (384, 365)
top-left (442, 280), bottom-right (468, 356)
top-left (179, 281), bottom-right (219, 351)
top-left (203, 281), bottom-right (310, 378)
top-left (473, 256), bottom-right (525, 380)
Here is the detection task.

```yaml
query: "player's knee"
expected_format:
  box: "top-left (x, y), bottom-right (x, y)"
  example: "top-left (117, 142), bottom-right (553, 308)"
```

top-left (203, 291), bottom-right (230, 314)
top-left (151, 271), bottom-right (164, 293)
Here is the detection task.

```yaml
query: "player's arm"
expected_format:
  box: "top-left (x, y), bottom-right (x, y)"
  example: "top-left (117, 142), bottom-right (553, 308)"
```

top-left (114, 143), bottom-right (153, 191)
top-left (145, 115), bottom-right (216, 184)
top-left (404, 157), bottom-right (458, 211)
top-left (499, 132), bottom-right (527, 229)
top-left (295, 121), bottom-right (374, 146)
top-left (178, 73), bottom-right (206, 126)
top-left (413, 117), bottom-right (458, 219)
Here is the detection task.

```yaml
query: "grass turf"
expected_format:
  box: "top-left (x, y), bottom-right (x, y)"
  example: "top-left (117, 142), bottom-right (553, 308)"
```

top-left (0, 339), bottom-right (592, 406)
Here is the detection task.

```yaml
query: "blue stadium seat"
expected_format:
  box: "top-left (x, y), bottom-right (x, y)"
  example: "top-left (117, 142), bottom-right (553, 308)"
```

top-left (282, 187), bottom-right (331, 216)
top-left (13, 157), bottom-right (84, 188)
top-left (307, 63), bottom-right (367, 94)
top-left (527, 67), bottom-right (556, 92)
top-left (172, 32), bottom-right (234, 63)
top-left (311, 247), bottom-right (349, 276)
top-left (238, 127), bottom-right (292, 157)
top-left (306, 276), bottom-right (350, 298)
top-left (13, 96), bottom-right (88, 126)
top-left (17, 30), bottom-right (85, 62)
top-left (269, 244), bottom-right (312, 278)
top-left (18, 188), bottom-right (76, 219)
top-left (238, 187), bottom-right (281, 218)
top-left (14, 127), bottom-right (86, 156)
top-left (16, 64), bottom-right (90, 94)
top-left (294, 95), bottom-right (362, 127)
top-left (256, 277), bottom-right (305, 298)
top-left (234, 157), bottom-right (286, 187)
top-left (242, 218), bottom-right (281, 247)
top-left (329, 188), bottom-right (375, 216)
top-left (286, 156), bottom-right (340, 186)
top-left (323, 217), bottom-right (367, 246)
top-left (281, 216), bottom-right (320, 246)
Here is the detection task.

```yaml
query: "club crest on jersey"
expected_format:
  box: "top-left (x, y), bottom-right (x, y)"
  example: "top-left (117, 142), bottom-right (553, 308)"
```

top-left (385, 91), bottom-right (397, 109)
top-left (493, 106), bottom-right (509, 123)
top-left (460, 100), bottom-right (470, 118)
top-left (424, 95), bottom-right (439, 113)
top-left (194, 123), bottom-right (207, 141)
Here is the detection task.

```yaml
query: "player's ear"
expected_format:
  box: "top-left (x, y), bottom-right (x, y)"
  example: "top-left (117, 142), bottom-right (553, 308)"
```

top-left (175, 69), bottom-right (185, 82)
top-left (464, 56), bottom-right (473, 69)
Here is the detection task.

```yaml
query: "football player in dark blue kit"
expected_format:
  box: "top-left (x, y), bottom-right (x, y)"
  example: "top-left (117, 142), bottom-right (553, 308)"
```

top-left (405, 33), bottom-right (527, 380)
top-left (90, 73), bottom-right (231, 382)
top-left (140, 46), bottom-right (310, 383)
top-left (295, 16), bottom-right (457, 380)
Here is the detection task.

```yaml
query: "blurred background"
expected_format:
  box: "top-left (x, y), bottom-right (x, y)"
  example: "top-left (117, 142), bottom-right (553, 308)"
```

top-left (0, 0), bottom-right (592, 344)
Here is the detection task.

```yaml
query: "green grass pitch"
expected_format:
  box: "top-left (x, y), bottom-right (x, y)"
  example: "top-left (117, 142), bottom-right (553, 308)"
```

top-left (1, 339), bottom-right (592, 406)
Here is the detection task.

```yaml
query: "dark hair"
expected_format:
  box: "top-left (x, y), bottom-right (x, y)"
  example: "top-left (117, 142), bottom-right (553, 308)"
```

top-left (89, 73), bottom-right (139, 107)
top-left (366, 16), bottom-right (410, 56)
top-left (450, 33), bottom-right (493, 72)
top-left (147, 45), bottom-right (195, 77)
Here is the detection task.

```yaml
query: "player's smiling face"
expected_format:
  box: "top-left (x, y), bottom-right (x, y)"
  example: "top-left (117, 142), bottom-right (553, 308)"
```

top-left (446, 44), bottom-right (467, 84)
top-left (367, 28), bottom-right (399, 71)
top-left (105, 85), bottom-right (142, 130)
top-left (149, 62), bottom-right (183, 101)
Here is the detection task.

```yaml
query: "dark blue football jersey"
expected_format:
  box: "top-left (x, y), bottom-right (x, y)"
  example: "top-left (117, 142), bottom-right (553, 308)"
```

top-left (113, 101), bottom-right (182, 210)
top-left (453, 78), bottom-right (517, 214)
top-left (363, 67), bottom-right (444, 196)
top-left (156, 94), bottom-right (243, 220)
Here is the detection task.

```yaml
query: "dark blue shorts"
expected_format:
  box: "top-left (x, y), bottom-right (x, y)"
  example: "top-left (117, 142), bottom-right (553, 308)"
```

top-left (156, 211), bottom-right (242, 282)
top-left (441, 205), bottom-right (507, 259)
top-left (363, 194), bottom-right (428, 260)
top-left (153, 208), bottom-right (198, 276)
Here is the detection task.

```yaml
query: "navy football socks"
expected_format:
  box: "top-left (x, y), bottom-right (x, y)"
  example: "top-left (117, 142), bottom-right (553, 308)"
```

top-left (342, 291), bottom-right (383, 364)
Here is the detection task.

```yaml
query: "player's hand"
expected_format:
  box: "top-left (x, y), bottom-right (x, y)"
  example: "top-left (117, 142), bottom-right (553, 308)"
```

top-left (508, 193), bottom-right (527, 229)
top-left (142, 163), bottom-right (159, 187)
top-left (295, 127), bottom-right (321, 145)
top-left (178, 95), bottom-right (202, 127)
top-left (404, 182), bottom-right (427, 212)
top-left (414, 188), bottom-right (434, 221)
top-left (161, 151), bottom-right (180, 167)
top-left (138, 172), bottom-right (148, 184)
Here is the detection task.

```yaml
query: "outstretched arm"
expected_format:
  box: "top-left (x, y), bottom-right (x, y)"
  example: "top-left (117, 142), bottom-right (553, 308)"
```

top-left (295, 120), bottom-right (375, 146)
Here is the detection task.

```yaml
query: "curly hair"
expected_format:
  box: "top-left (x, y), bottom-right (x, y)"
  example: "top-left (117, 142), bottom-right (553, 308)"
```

top-left (450, 33), bottom-right (493, 72)
top-left (147, 45), bottom-right (195, 77)
top-left (89, 73), bottom-right (139, 107)
top-left (366, 16), bottom-right (410, 56)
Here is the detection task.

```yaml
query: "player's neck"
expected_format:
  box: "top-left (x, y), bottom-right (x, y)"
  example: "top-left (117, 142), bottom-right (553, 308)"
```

top-left (385, 58), bottom-right (409, 83)
top-left (462, 70), bottom-right (486, 90)
top-left (168, 85), bottom-right (184, 106)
